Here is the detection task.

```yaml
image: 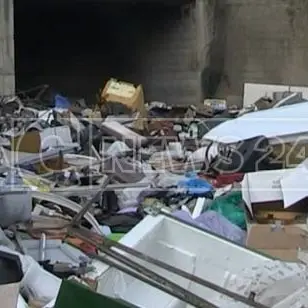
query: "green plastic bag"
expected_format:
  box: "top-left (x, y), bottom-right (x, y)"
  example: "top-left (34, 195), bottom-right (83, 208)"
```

top-left (207, 191), bottom-right (246, 230)
top-left (108, 233), bottom-right (125, 242)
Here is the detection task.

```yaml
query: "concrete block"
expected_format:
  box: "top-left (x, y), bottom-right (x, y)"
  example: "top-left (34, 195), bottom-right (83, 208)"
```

top-left (3, 75), bottom-right (14, 95)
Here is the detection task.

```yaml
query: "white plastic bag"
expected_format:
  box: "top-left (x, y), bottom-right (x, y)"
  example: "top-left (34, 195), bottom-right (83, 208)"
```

top-left (116, 177), bottom-right (151, 209)
top-left (188, 144), bottom-right (218, 163)
top-left (20, 254), bottom-right (61, 304)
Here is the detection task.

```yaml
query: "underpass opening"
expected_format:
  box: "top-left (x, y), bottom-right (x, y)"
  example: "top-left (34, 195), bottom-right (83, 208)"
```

top-left (14, 0), bottom-right (192, 105)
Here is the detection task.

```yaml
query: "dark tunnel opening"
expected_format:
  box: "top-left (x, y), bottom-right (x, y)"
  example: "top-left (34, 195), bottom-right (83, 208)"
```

top-left (14, 1), bottom-right (186, 105)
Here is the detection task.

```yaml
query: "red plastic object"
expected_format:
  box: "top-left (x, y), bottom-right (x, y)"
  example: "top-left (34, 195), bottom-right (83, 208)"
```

top-left (213, 173), bottom-right (244, 188)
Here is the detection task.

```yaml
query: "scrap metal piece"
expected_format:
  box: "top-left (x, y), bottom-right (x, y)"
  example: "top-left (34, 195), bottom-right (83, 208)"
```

top-left (70, 175), bottom-right (110, 227)
top-left (39, 233), bottom-right (46, 261)
top-left (51, 182), bottom-right (151, 198)
top-left (31, 191), bottom-right (102, 234)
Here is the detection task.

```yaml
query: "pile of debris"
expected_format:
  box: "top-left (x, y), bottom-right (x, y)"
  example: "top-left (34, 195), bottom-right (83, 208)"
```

top-left (1, 80), bottom-right (308, 307)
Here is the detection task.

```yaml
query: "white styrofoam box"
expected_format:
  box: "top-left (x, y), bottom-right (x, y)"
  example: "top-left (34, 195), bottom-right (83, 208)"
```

top-left (241, 169), bottom-right (294, 215)
top-left (97, 215), bottom-right (269, 308)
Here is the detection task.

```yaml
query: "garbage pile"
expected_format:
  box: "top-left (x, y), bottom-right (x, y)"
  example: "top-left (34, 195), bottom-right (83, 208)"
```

top-left (1, 80), bottom-right (308, 307)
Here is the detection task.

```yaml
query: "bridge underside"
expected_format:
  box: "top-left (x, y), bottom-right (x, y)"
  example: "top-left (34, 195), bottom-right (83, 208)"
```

top-left (7, 1), bottom-right (308, 106)
top-left (0, 0), bottom-right (214, 105)
top-left (13, 0), bottom-right (208, 105)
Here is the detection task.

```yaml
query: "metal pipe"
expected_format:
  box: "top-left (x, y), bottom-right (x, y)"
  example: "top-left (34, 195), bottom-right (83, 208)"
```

top-left (51, 182), bottom-right (151, 197)
top-left (91, 252), bottom-right (217, 308)
top-left (39, 233), bottom-right (46, 261)
top-left (96, 250), bottom-right (216, 307)
top-left (31, 191), bottom-right (102, 234)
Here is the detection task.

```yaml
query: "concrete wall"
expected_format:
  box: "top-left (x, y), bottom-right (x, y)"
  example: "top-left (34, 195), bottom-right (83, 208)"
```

top-left (0, 0), bottom-right (14, 96)
top-left (144, 0), bottom-right (217, 106)
top-left (216, 0), bottom-right (308, 100)
top-left (199, 0), bottom-right (228, 101)
top-left (142, 3), bottom-right (200, 105)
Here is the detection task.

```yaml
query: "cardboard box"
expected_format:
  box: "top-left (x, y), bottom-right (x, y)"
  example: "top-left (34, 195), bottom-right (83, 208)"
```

top-left (99, 79), bottom-right (148, 131)
top-left (243, 161), bottom-right (308, 261)
top-left (241, 168), bottom-right (308, 222)
top-left (251, 211), bottom-right (306, 224)
top-left (246, 224), bottom-right (308, 261)
top-left (11, 130), bottom-right (41, 153)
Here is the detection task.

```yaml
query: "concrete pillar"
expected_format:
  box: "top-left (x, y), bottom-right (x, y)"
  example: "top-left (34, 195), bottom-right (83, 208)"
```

top-left (195, 0), bottom-right (215, 104)
top-left (0, 0), bottom-right (15, 96)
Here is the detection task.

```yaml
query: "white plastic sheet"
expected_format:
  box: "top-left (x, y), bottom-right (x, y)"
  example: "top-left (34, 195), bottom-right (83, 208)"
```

top-left (0, 245), bottom-right (61, 305)
top-left (202, 101), bottom-right (308, 143)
